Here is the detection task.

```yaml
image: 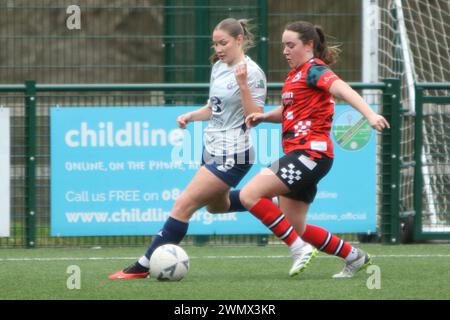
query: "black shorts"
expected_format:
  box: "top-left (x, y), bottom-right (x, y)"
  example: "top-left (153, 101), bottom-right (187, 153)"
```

top-left (269, 150), bottom-right (333, 203)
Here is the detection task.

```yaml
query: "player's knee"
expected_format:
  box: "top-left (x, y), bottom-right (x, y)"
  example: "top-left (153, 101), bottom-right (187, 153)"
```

top-left (206, 197), bottom-right (229, 213)
top-left (206, 204), bottom-right (223, 213)
top-left (171, 195), bottom-right (197, 220)
top-left (239, 187), bottom-right (258, 210)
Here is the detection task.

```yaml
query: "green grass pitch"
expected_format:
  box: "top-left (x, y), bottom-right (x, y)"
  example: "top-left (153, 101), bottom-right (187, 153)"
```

top-left (0, 244), bottom-right (449, 300)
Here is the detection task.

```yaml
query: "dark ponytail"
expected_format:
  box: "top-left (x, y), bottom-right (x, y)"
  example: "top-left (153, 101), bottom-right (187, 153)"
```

top-left (285, 21), bottom-right (341, 65)
top-left (313, 25), bottom-right (341, 65)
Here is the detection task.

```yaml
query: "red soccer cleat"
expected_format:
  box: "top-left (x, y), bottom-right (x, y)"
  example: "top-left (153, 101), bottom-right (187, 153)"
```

top-left (108, 270), bottom-right (149, 280)
top-left (108, 262), bottom-right (149, 280)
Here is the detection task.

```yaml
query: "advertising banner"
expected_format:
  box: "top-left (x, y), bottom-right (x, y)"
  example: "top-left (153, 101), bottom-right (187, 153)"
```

top-left (51, 106), bottom-right (376, 236)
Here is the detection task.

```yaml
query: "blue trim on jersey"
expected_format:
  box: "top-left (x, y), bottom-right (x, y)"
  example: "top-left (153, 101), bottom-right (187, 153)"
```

top-left (306, 63), bottom-right (332, 88)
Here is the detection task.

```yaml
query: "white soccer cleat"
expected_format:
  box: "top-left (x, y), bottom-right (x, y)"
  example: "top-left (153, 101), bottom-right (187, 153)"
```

top-left (289, 244), bottom-right (318, 277)
top-left (332, 249), bottom-right (372, 279)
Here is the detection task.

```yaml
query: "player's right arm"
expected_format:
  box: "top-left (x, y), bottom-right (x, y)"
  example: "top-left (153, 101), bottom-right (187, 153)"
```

top-left (245, 105), bottom-right (283, 128)
top-left (177, 104), bottom-right (212, 129)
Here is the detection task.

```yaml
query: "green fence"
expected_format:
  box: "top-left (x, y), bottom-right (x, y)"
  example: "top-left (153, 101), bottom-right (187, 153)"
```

top-left (0, 0), bottom-right (363, 84)
top-left (0, 80), bottom-right (401, 248)
top-left (412, 83), bottom-right (450, 241)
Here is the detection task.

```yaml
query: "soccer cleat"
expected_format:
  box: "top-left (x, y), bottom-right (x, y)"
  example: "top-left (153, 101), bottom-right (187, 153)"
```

top-left (108, 261), bottom-right (149, 280)
top-left (332, 249), bottom-right (372, 279)
top-left (289, 244), bottom-right (318, 277)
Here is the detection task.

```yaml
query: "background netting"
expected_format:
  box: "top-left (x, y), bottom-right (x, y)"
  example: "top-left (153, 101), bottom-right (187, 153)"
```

top-left (378, 0), bottom-right (450, 232)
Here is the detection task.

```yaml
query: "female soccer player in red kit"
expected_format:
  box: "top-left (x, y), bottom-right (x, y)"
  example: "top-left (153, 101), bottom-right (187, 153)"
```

top-left (241, 21), bottom-right (390, 278)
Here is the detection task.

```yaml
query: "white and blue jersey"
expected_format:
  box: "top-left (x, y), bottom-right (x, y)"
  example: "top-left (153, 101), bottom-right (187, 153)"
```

top-left (201, 56), bottom-right (267, 187)
top-left (204, 56), bottom-right (267, 156)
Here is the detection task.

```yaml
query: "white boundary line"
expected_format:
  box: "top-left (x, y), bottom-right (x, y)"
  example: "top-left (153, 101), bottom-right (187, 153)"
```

top-left (0, 254), bottom-right (449, 262)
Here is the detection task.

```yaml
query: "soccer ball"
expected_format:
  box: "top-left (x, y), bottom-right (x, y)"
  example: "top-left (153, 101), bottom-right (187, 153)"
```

top-left (149, 244), bottom-right (190, 281)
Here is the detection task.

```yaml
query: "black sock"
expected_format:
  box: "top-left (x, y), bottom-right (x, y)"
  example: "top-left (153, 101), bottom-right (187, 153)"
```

top-left (228, 190), bottom-right (246, 212)
top-left (124, 261), bottom-right (149, 273)
top-left (145, 216), bottom-right (188, 259)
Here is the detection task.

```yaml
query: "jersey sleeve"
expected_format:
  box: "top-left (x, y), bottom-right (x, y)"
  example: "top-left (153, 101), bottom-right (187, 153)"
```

top-left (306, 64), bottom-right (340, 91)
top-left (247, 68), bottom-right (267, 108)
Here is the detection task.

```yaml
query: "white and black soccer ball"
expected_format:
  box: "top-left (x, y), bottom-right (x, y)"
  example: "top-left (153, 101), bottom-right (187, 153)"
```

top-left (149, 244), bottom-right (189, 281)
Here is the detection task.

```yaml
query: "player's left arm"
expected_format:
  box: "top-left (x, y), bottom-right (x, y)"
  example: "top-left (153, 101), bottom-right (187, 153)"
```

top-left (329, 79), bottom-right (390, 132)
top-left (235, 63), bottom-right (264, 117)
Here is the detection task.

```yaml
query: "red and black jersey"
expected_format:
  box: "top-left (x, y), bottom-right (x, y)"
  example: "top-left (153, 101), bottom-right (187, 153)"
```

top-left (281, 58), bottom-right (340, 158)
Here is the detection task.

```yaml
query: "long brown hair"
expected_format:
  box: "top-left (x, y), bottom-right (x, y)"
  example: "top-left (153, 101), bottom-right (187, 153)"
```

top-left (285, 21), bottom-right (341, 65)
top-left (210, 18), bottom-right (255, 64)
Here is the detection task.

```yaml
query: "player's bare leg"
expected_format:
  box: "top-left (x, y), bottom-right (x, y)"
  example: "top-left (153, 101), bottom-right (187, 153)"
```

top-left (281, 196), bottom-right (372, 278)
top-left (170, 166), bottom-right (230, 221)
top-left (280, 196), bottom-right (309, 235)
top-left (239, 168), bottom-right (289, 208)
top-left (278, 196), bottom-right (317, 276)
top-left (205, 190), bottom-right (231, 213)
top-left (108, 167), bottom-right (230, 279)
top-left (239, 169), bottom-right (312, 276)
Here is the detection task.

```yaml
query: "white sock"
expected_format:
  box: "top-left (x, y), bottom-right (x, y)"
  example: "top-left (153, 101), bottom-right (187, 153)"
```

top-left (271, 196), bottom-right (279, 207)
top-left (289, 237), bottom-right (306, 257)
top-left (344, 247), bottom-right (359, 262)
top-left (138, 255), bottom-right (150, 268)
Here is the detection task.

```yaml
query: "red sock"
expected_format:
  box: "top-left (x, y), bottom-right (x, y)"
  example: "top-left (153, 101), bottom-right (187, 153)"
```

top-left (301, 224), bottom-right (351, 259)
top-left (249, 198), bottom-right (298, 246)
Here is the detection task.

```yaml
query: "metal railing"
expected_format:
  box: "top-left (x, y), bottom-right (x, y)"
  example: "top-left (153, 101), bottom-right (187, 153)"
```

top-left (413, 83), bottom-right (450, 241)
top-left (0, 80), bottom-right (401, 247)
